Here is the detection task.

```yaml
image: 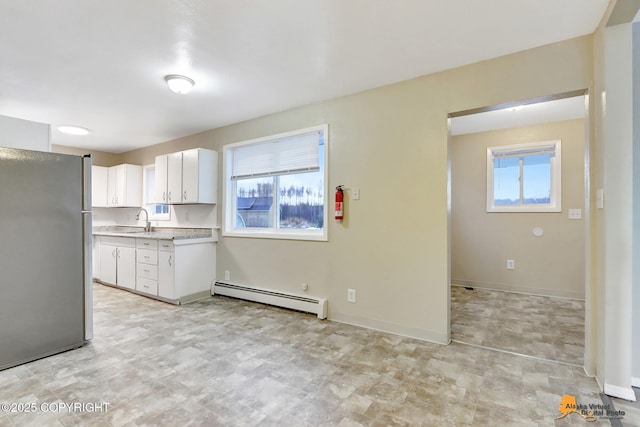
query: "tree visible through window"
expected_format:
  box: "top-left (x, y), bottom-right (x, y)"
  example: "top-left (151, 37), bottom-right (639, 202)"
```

top-left (487, 140), bottom-right (561, 212)
top-left (223, 125), bottom-right (328, 241)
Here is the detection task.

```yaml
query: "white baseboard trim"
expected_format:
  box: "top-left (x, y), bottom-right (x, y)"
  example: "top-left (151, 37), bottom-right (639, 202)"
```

top-left (596, 375), bottom-right (604, 392)
top-left (583, 355), bottom-right (596, 377)
top-left (604, 383), bottom-right (637, 401)
top-left (451, 281), bottom-right (584, 300)
top-left (632, 377), bottom-right (640, 388)
top-left (330, 313), bottom-right (449, 345)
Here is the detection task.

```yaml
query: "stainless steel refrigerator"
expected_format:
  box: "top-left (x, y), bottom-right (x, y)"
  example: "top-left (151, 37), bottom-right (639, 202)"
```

top-left (0, 147), bottom-right (93, 371)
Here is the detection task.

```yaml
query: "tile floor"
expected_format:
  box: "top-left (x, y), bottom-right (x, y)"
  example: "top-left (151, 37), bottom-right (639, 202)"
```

top-left (450, 285), bottom-right (585, 366)
top-left (0, 283), bottom-right (636, 426)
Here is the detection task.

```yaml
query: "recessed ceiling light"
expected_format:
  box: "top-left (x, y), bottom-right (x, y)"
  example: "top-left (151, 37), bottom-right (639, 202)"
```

top-left (164, 74), bottom-right (195, 94)
top-left (58, 125), bottom-right (89, 135)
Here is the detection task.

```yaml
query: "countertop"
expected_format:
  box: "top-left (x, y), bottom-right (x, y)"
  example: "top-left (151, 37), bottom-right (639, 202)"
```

top-left (92, 226), bottom-right (215, 241)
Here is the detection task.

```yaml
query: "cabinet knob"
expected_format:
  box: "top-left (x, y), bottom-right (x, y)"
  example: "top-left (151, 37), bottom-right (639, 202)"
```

top-left (168, 191), bottom-right (171, 201)
top-left (162, 191), bottom-right (166, 202)
top-left (184, 190), bottom-right (187, 201)
top-left (168, 255), bottom-right (172, 266)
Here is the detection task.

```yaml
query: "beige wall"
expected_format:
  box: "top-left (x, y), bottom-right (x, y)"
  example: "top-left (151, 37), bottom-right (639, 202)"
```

top-left (52, 144), bottom-right (123, 166)
top-left (120, 35), bottom-right (593, 344)
top-left (451, 119), bottom-right (585, 299)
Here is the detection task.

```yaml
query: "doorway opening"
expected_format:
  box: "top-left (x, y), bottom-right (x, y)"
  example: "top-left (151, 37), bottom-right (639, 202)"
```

top-left (447, 90), bottom-right (591, 368)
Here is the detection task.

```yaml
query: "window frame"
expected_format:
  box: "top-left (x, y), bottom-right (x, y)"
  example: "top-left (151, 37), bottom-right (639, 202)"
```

top-left (486, 140), bottom-right (561, 213)
top-left (222, 124), bottom-right (329, 241)
top-left (142, 164), bottom-right (171, 221)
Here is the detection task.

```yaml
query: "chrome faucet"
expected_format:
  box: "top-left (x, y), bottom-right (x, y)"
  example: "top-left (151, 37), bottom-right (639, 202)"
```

top-left (136, 208), bottom-right (151, 232)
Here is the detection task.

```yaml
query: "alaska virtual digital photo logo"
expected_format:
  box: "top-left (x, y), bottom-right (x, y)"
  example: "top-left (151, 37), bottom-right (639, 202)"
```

top-left (555, 394), bottom-right (625, 423)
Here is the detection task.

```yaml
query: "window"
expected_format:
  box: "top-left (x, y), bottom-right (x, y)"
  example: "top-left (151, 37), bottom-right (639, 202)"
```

top-left (223, 125), bottom-right (328, 241)
top-left (143, 164), bottom-right (170, 220)
top-left (486, 140), bottom-right (561, 212)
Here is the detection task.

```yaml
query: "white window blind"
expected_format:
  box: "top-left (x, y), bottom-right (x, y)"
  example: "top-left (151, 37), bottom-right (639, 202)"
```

top-left (231, 131), bottom-right (321, 180)
top-left (491, 145), bottom-right (556, 159)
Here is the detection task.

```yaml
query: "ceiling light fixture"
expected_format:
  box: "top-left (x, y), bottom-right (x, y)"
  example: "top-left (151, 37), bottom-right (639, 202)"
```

top-left (164, 74), bottom-right (195, 94)
top-left (58, 125), bottom-right (89, 135)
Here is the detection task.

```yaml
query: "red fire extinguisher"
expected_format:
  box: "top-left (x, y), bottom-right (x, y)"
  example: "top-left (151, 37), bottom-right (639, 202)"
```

top-left (335, 185), bottom-right (344, 222)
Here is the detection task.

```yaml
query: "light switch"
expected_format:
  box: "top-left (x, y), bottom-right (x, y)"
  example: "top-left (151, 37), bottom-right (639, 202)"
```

top-left (597, 189), bottom-right (604, 209)
top-left (568, 209), bottom-right (582, 220)
top-left (352, 187), bottom-right (360, 200)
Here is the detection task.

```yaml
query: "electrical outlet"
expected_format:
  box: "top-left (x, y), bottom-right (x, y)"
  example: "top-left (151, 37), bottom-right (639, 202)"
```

top-left (347, 288), bottom-right (356, 303)
top-left (506, 259), bottom-right (515, 270)
top-left (301, 283), bottom-right (308, 291)
top-left (568, 208), bottom-right (582, 220)
top-left (224, 270), bottom-right (230, 281)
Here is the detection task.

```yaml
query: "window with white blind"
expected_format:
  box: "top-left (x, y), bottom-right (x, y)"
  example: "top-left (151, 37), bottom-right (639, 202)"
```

top-left (486, 140), bottom-right (561, 212)
top-left (223, 125), bottom-right (328, 240)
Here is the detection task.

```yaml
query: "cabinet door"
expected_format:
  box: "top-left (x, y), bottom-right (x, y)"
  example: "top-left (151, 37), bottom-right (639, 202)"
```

top-left (158, 250), bottom-right (175, 300)
top-left (91, 166), bottom-right (108, 207)
top-left (117, 246), bottom-right (136, 290)
top-left (99, 244), bottom-right (117, 284)
top-left (167, 152), bottom-right (183, 204)
top-left (154, 155), bottom-right (169, 204)
top-left (107, 167), bottom-right (118, 207)
top-left (181, 149), bottom-right (199, 203)
top-left (115, 165), bottom-right (127, 207)
top-left (121, 164), bottom-right (143, 207)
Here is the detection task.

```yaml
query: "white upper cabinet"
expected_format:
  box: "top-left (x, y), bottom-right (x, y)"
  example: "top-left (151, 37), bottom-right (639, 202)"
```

top-left (91, 165), bottom-right (108, 207)
top-left (167, 152), bottom-right (183, 204)
top-left (107, 164), bottom-right (142, 207)
top-left (155, 148), bottom-right (217, 204)
top-left (154, 154), bottom-right (169, 204)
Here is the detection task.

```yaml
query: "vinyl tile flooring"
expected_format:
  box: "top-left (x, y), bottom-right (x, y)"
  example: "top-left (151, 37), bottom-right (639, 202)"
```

top-left (0, 282), bottom-right (635, 426)
top-left (450, 285), bottom-right (585, 366)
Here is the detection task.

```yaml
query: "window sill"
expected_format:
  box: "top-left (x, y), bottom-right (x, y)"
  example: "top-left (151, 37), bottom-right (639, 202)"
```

top-left (487, 206), bottom-right (561, 213)
top-left (223, 229), bottom-right (327, 242)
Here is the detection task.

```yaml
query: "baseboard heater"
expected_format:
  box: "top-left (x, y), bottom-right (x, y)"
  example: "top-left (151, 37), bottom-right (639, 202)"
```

top-left (212, 281), bottom-right (327, 319)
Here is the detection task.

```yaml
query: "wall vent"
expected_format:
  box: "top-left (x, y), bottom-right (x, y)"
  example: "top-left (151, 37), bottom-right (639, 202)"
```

top-left (212, 281), bottom-right (327, 319)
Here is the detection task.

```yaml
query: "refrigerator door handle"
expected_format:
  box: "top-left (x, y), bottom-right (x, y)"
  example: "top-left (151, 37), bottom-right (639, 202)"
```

top-left (82, 155), bottom-right (94, 341)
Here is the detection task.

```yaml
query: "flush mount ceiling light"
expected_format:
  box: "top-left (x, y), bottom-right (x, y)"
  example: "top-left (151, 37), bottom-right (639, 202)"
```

top-left (164, 74), bottom-right (195, 94)
top-left (58, 125), bottom-right (89, 135)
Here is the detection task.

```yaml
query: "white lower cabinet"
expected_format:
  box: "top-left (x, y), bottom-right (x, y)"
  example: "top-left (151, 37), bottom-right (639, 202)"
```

top-left (98, 235), bottom-right (215, 304)
top-left (158, 244), bottom-right (175, 300)
top-left (157, 239), bottom-right (215, 304)
top-left (99, 236), bottom-right (136, 290)
top-left (136, 239), bottom-right (158, 296)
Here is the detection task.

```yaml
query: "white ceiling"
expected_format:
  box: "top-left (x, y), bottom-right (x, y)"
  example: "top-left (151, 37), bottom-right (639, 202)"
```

top-left (0, 1), bottom-right (609, 153)
top-left (450, 96), bottom-right (586, 136)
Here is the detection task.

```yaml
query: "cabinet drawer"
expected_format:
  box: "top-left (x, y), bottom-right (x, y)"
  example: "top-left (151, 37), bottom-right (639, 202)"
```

top-left (137, 263), bottom-right (158, 280)
top-left (158, 240), bottom-right (174, 252)
top-left (136, 238), bottom-right (158, 250)
top-left (136, 277), bottom-right (158, 295)
top-left (137, 249), bottom-right (158, 265)
top-left (101, 236), bottom-right (136, 247)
